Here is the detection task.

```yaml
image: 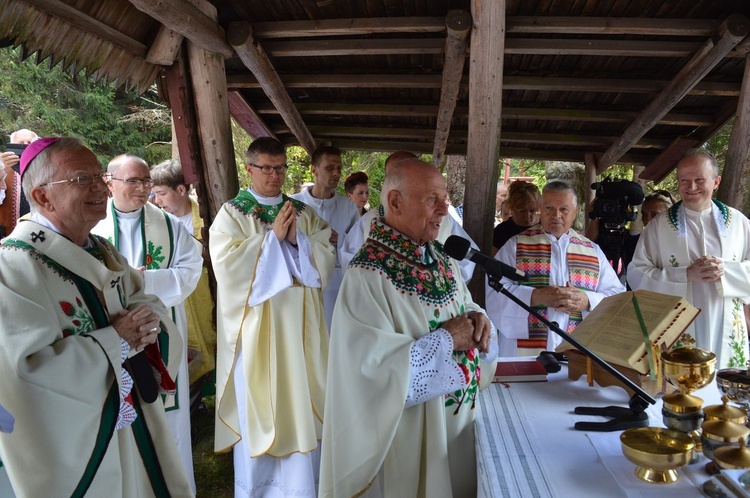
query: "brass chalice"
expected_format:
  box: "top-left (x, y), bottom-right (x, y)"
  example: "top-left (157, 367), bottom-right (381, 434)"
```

top-left (621, 427), bottom-right (695, 483)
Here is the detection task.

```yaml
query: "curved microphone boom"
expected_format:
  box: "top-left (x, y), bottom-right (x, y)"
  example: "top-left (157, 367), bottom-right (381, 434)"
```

top-left (443, 235), bottom-right (528, 282)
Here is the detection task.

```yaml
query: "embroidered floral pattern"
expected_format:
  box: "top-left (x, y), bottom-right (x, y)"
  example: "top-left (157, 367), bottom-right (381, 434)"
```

top-left (2, 239), bottom-right (76, 283)
top-left (145, 240), bottom-right (165, 269)
top-left (667, 200), bottom-right (731, 238)
top-left (669, 255), bottom-right (679, 268)
top-left (228, 190), bottom-right (304, 224)
top-left (350, 219), bottom-right (457, 307)
top-left (728, 298), bottom-right (747, 368)
top-left (60, 297), bottom-right (95, 337)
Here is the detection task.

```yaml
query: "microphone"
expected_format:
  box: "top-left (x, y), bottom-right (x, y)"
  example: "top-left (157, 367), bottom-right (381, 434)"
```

top-left (443, 235), bottom-right (529, 282)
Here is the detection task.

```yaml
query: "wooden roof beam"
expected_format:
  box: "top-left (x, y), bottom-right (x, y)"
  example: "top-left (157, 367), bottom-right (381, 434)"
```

top-left (127, 0), bottom-right (233, 58)
top-left (640, 99), bottom-right (738, 182)
top-left (254, 102), bottom-right (712, 126)
top-left (250, 17), bottom-right (717, 39)
top-left (146, 25), bottom-right (183, 65)
top-left (228, 91), bottom-right (276, 140)
top-left (259, 38), bottom-right (745, 58)
top-left (433, 10), bottom-right (471, 168)
top-left (226, 73), bottom-right (740, 96)
top-left (227, 21), bottom-right (316, 154)
top-left (24, 0), bottom-right (147, 57)
top-left (597, 14), bottom-right (749, 173)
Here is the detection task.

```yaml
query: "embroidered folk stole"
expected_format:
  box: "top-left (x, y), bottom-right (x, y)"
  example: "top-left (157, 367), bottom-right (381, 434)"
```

top-left (515, 228), bottom-right (600, 350)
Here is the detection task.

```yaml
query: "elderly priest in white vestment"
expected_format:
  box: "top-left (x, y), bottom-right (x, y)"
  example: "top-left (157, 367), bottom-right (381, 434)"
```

top-left (320, 158), bottom-right (498, 497)
top-left (628, 149), bottom-right (750, 368)
top-left (0, 137), bottom-right (193, 496)
top-left (210, 137), bottom-right (335, 497)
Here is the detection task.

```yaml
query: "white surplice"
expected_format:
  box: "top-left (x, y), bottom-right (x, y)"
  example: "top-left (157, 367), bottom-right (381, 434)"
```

top-left (291, 189), bottom-right (360, 328)
top-left (93, 201), bottom-right (202, 491)
top-left (628, 201), bottom-right (750, 368)
top-left (486, 229), bottom-right (625, 357)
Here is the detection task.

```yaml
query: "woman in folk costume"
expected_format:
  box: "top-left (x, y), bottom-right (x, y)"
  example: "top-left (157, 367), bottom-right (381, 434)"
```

top-left (93, 154), bottom-right (202, 491)
top-left (0, 137), bottom-right (193, 497)
top-left (629, 149), bottom-right (750, 368)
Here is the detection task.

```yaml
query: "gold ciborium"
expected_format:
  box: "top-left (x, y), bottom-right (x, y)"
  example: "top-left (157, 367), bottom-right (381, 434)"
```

top-left (621, 427), bottom-right (695, 483)
top-left (716, 363), bottom-right (750, 414)
top-left (661, 335), bottom-right (717, 396)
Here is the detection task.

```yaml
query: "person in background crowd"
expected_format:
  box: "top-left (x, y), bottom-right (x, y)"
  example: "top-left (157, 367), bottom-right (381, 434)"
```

top-left (0, 129), bottom-right (38, 237)
top-left (629, 149), bottom-right (750, 369)
top-left (492, 181), bottom-right (541, 254)
top-left (344, 171), bottom-right (369, 217)
top-left (151, 159), bottom-right (217, 402)
top-left (209, 137), bottom-right (335, 497)
top-left (320, 158), bottom-right (497, 497)
top-left (93, 154), bottom-right (202, 491)
top-left (0, 137), bottom-right (193, 496)
top-left (486, 180), bottom-right (625, 357)
top-left (292, 145), bottom-right (360, 329)
top-left (495, 182), bottom-right (509, 225)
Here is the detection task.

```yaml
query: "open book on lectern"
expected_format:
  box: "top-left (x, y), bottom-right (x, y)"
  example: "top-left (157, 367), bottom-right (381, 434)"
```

top-left (554, 289), bottom-right (700, 375)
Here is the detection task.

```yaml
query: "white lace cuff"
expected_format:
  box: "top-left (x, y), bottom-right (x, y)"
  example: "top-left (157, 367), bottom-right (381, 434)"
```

top-left (115, 338), bottom-right (137, 430)
top-left (405, 328), bottom-right (465, 408)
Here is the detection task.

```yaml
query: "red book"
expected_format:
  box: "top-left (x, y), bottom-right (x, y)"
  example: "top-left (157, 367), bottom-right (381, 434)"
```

top-left (493, 360), bottom-right (548, 382)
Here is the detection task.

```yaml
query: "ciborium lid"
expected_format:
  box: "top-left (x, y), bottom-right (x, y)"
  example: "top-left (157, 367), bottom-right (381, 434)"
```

top-left (702, 414), bottom-right (750, 443)
top-left (661, 335), bottom-right (717, 366)
top-left (714, 439), bottom-right (750, 470)
top-left (704, 396), bottom-right (747, 423)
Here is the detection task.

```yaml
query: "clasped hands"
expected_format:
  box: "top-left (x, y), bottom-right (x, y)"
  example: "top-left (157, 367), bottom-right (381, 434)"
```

top-left (531, 282), bottom-right (589, 314)
top-left (442, 311), bottom-right (492, 353)
top-left (687, 255), bottom-right (724, 282)
top-left (272, 201), bottom-right (298, 246)
top-left (112, 304), bottom-right (161, 352)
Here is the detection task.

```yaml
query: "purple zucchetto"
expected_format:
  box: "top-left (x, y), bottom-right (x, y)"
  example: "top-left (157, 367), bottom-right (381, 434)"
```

top-left (19, 137), bottom-right (62, 180)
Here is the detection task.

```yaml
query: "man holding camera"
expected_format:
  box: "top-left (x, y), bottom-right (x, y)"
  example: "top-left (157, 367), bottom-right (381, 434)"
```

top-left (0, 129), bottom-right (37, 237)
top-left (486, 180), bottom-right (624, 357)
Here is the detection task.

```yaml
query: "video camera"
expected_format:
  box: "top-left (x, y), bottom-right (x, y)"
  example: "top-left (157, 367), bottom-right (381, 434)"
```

top-left (589, 177), bottom-right (645, 227)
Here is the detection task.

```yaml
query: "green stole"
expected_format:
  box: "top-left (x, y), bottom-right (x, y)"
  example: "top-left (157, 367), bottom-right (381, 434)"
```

top-left (2, 228), bottom-right (173, 497)
top-left (515, 228), bottom-right (600, 351)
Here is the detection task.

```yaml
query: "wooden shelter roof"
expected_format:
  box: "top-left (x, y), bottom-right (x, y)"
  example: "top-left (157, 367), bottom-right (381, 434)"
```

top-left (2, 0), bottom-right (750, 181)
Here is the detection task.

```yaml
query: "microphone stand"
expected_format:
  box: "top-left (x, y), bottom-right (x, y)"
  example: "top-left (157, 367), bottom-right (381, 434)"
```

top-left (487, 276), bottom-right (655, 431)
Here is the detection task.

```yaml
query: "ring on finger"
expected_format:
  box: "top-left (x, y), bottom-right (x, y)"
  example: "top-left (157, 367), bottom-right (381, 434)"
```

top-left (149, 327), bottom-right (160, 333)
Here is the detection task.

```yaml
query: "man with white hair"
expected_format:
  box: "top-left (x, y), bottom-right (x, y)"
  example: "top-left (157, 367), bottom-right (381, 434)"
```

top-left (0, 129), bottom-right (38, 237)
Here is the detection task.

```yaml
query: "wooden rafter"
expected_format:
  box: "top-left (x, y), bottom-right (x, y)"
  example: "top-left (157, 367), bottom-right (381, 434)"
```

top-left (127, 0), bottom-right (233, 58)
top-left (597, 14), bottom-right (750, 173)
top-left (23, 0), bottom-right (147, 57)
top-left (146, 25), bottom-right (183, 65)
top-left (250, 17), bottom-right (717, 39)
top-left (433, 10), bottom-right (471, 168)
top-left (227, 21), bottom-right (316, 154)
top-left (226, 73), bottom-right (740, 96)
top-left (228, 91), bottom-right (276, 139)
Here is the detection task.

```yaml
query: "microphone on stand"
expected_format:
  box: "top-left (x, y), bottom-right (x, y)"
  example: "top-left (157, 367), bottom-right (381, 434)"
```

top-left (443, 235), bottom-right (529, 282)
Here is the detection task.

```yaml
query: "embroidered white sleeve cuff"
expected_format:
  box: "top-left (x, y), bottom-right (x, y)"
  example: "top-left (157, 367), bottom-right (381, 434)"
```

top-left (405, 328), bottom-right (465, 409)
top-left (116, 338), bottom-right (137, 430)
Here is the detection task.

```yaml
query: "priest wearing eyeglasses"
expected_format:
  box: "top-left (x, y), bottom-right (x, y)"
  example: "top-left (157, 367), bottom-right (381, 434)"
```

top-left (209, 137), bottom-right (335, 497)
top-left (0, 138), bottom-right (193, 496)
top-left (93, 153), bottom-right (202, 491)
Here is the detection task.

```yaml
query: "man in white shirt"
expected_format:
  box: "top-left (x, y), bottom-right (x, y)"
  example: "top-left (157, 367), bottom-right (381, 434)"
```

top-left (292, 145), bottom-right (360, 328)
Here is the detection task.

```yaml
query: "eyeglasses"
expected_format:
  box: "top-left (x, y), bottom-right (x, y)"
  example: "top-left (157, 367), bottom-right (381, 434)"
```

top-left (250, 163), bottom-right (288, 175)
top-left (40, 172), bottom-right (109, 188)
top-left (110, 176), bottom-right (155, 188)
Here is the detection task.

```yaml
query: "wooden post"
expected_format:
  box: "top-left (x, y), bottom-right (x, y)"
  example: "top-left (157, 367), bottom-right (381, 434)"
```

top-left (597, 14), bottom-right (749, 173)
top-left (630, 165), bottom-right (646, 234)
top-left (185, 1), bottom-right (238, 216)
top-left (227, 21), bottom-right (317, 155)
top-left (717, 53), bottom-right (750, 210)
top-left (584, 153), bottom-right (597, 231)
top-left (432, 10), bottom-right (471, 168)
top-left (465, 0), bottom-right (506, 302)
